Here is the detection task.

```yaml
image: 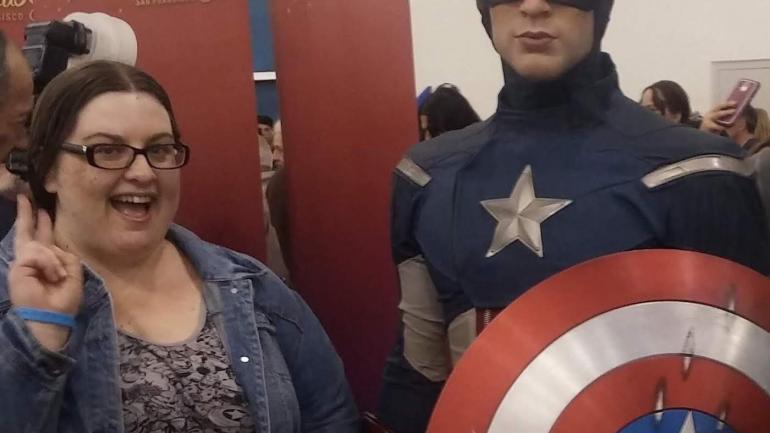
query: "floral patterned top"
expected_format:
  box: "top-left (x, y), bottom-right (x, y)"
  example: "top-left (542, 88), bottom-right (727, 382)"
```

top-left (118, 308), bottom-right (254, 433)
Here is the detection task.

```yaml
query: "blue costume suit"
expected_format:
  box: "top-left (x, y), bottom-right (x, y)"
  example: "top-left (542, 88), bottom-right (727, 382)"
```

top-left (377, 53), bottom-right (770, 433)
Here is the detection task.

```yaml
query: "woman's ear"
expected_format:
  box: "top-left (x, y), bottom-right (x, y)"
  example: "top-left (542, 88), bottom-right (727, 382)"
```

top-left (43, 162), bottom-right (59, 195)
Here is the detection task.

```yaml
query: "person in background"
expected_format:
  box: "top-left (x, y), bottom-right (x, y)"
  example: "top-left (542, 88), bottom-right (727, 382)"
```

top-left (0, 60), bottom-right (358, 433)
top-left (748, 107), bottom-right (770, 230)
top-left (419, 84), bottom-right (481, 140)
top-left (731, 105), bottom-right (766, 154)
top-left (259, 128), bottom-right (290, 282)
top-left (266, 119), bottom-right (291, 271)
top-left (701, 103), bottom-right (765, 154)
top-left (258, 114), bottom-right (275, 147)
top-left (639, 80), bottom-right (696, 126)
top-left (0, 31), bottom-right (32, 159)
top-left (416, 87), bottom-right (433, 140)
top-left (0, 31), bottom-right (34, 238)
top-left (259, 134), bottom-right (274, 172)
top-left (753, 107), bottom-right (770, 148)
top-left (272, 120), bottom-right (285, 170)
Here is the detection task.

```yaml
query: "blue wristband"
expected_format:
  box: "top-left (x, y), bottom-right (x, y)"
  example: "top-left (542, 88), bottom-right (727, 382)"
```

top-left (15, 307), bottom-right (76, 329)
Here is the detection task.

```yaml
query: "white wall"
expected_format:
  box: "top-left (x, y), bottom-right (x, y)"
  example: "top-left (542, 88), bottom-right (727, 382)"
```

top-left (410, 0), bottom-right (770, 118)
top-left (605, 0), bottom-right (770, 114)
top-left (409, 0), bottom-right (502, 118)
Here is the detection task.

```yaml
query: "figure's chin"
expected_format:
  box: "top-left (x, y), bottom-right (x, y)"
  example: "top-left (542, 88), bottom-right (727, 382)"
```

top-left (507, 58), bottom-right (567, 82)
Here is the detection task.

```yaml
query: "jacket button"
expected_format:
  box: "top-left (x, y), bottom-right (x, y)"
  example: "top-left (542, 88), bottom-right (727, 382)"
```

top-left (240, 356), bottom-right (250, 363)
top-left (231, 288), bottom-right (238, 294)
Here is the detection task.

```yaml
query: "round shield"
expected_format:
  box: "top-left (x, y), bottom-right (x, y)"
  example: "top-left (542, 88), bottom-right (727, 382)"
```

top-left (427, 250), bottom-right (770, 433)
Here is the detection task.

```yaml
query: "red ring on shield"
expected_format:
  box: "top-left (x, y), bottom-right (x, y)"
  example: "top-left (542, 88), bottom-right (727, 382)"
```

top-left (552, 356), bottom-right (770, 432)
top-left (426, 250), bottom-right (770, 433)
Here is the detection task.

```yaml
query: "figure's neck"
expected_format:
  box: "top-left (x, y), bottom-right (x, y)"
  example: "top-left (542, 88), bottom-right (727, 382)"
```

top-left (498, 50), bottom-right (614, 112)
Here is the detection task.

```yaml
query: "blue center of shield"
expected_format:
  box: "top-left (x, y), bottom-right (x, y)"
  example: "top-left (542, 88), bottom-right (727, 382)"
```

top-left (618, 410), bottom-right (736, 433)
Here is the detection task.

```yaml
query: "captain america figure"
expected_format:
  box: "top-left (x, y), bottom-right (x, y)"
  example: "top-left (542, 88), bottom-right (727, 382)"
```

top-left (377, 1), bottom-right (770, 433)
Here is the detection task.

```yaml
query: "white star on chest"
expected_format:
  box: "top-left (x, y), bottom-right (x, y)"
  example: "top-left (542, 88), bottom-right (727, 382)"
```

top-left (481, 165), bottom-right (572, 258)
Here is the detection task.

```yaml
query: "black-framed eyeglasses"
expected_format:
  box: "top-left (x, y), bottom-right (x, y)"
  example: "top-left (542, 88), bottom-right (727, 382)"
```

top-left (61, 142), bottom-right (190, 170)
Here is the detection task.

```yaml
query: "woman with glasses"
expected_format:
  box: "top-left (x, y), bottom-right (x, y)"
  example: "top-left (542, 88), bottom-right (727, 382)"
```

top-left (0, 61), bottom-right (359, 433)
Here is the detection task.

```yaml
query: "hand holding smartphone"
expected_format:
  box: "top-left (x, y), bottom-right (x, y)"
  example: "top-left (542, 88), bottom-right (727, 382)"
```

top-left (717, 79), bottom-right (761, 127)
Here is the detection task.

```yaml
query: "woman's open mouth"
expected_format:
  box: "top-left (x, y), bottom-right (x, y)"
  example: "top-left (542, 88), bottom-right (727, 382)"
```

top-left (110, 194), bottom-right (155, 221)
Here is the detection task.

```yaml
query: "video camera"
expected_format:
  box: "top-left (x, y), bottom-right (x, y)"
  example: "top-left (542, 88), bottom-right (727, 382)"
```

top-left (23, 12), bottom-right (137, 94)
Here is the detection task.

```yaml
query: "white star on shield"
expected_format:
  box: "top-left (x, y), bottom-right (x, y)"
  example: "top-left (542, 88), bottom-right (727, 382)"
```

top-left (678, 412), bottom-right (697, 433)
top-left (481, 165), bottom-right (572, 258)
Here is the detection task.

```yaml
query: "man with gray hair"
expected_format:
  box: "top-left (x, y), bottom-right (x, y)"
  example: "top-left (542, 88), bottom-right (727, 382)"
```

top-left (0, 31), bottom-right (34, 235)
top-left (0, 31), bottom-right (33, 160)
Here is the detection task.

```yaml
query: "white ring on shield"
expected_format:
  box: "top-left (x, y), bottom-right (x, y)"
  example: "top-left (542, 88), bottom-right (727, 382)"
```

top-left (487, 301), bottom-right (770, 433)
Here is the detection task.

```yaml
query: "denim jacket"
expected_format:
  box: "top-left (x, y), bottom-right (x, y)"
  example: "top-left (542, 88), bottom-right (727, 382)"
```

top-left (0, 225), bottom-right (359, 433)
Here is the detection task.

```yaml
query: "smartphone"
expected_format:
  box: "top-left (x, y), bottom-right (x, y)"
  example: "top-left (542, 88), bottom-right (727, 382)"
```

top-left (718, 79), bottom-right (761, 126)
